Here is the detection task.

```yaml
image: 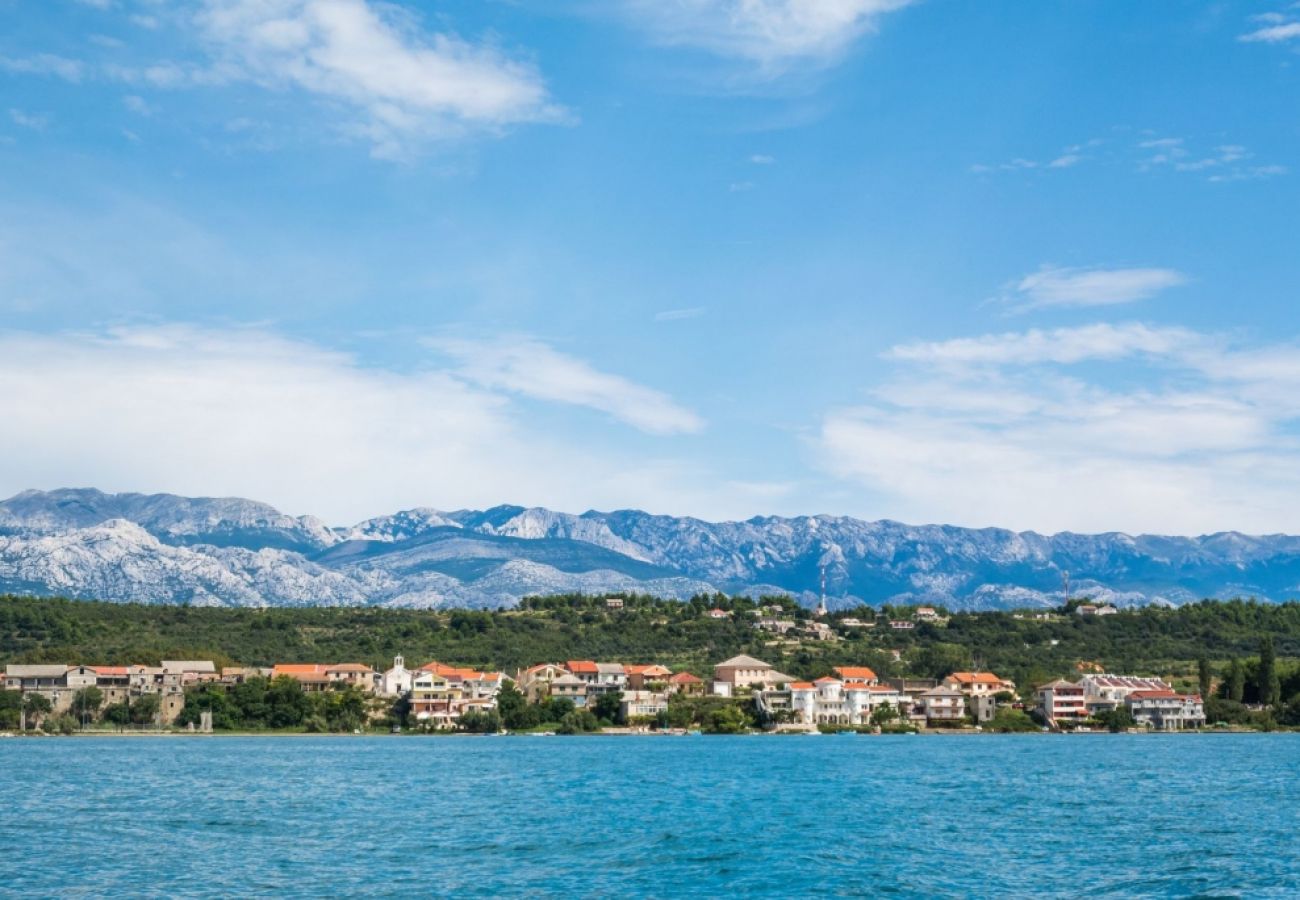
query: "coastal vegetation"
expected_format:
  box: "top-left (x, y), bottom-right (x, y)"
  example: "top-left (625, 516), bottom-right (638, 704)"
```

top-left (4, 593), bottom-right (1300, 732)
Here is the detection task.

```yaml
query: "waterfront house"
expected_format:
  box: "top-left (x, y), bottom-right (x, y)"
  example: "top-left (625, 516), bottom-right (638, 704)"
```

top-left (549, 673), bottom-right (589, 707)
top-left (592, 663), bottom-right (629, 693)
top-left (666, 672), bottom-right (703, 696)
top-left (1125, 691), bottom-right (1205, 730)
top-left (943, 672), bottom-right (1016, 698)
top-left (1078, 674), bottom-right (1172, 711)
top-left (325, 663), bottom-right (378, 692)
top-left (565, 660), bottom-right (601, 686)
top-left (515, 662), bottom-right (568, 702)
top-left (271, 664), bottom-right (334, 692)
top-left (1036, 679), bottom-right (1088, 726)
top-left (625, 664), bottom-right (673, 691)
top-left (916, 687), bottom-right (967, 724)
top-left (4, 664), bottom-right (73, 713)
top-left (161, 661), bottom-right (217, 684)
top-left (620, 690), bottom-right (670, 721)
top-left (712, 655), bottom-right (794, 696)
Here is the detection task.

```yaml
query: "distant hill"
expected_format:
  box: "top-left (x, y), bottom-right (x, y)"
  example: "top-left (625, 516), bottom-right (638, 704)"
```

top-left (2, 488), bottom-right (1299, 609)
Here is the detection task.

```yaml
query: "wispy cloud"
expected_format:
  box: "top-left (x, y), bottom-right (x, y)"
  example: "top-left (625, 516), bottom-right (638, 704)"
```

top-left (191, 0), bottom-right (567, 158)
top-left (974, 135), bottom-right (1284, 183)
top-left (819, 322), bottom-right (1300, 533)
top-left (995, 265), bottom-right (1188, 312)
top-left (0, 54), bottom-right (86, 82)
top-left (619, 0), bottom-right (914, 72)
top-left (8, 109), bottom-right (51, 132)
top-left (749, 153), bottom-right (775, 164)
top-left (1239, 21), bottom-right (1300, 42)
top-left (427, 335), bottom-right (705, 435)
top-left (655, 307), bottom-right (706, 322)
top-left (1138, 137), bottom-right (1287, 182)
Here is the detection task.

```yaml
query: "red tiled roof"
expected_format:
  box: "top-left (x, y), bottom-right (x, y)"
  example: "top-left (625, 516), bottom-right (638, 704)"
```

top-left (790, 682), bottom-right (815, 690)
top-left (566, 660), bottom-right (599, 674)
top-left (326, 663), bottom-right (374, 673)
top-left (948, 672), bottom-right (1008, 685)
top-left (91, 666), bottom-right (130, 676)
top-left (1128, 690), bottom-right (1181, 699)
top-left (834, 666), bottom-right (878, 681)
top-left (273, 664), bottom-right (327, 676)
top-left (814, 676), bottom-right (840, 684)
top-left (668, 672), bottom-right (701, 683)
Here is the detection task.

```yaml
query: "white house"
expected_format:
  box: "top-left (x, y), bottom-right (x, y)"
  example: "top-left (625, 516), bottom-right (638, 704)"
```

top-left (1125, 690), bottom-right (1205, 730)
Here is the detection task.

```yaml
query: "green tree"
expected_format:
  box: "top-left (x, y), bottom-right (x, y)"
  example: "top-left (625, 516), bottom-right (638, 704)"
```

top-left (557, 709), bottom-right (599, 734)
top-left (0, 690), bottom-right (20, 730)
top-left (592, 690), bottom-right (624, 725)
top-left (543, 697), bottom-right (575, 722)
top-left (22, 692), bottom-right (52, 729)
top-left (1197, 656), bottom-right (1212, 699)
top-left (71, 686), bottom-right (104, 726)
top-left (457, 708), bottom-right (502, 733)
top-left (1257, 636), bottom-right (1279, 707)
top-left (702, 703), bottom-right (749, 734)
top-left (1225, 658), bottom-right (1246, 703)
top-left (987, 708), bottom-right (1038, 733)
top-left (1094, 706), bottom-right (1136, 733)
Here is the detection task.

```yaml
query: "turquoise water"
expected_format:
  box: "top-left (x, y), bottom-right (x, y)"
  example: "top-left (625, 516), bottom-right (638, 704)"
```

top-left (1, 734), bottom-right (1297, 898)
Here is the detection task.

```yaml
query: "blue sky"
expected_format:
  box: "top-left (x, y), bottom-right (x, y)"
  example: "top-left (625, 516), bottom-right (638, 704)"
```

top-left (2, 0), bottom-right (1300, 534)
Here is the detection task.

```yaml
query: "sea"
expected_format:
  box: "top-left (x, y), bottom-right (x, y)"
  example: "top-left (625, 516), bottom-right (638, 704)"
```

top-left (1, 733), bottom-right (1296, 898)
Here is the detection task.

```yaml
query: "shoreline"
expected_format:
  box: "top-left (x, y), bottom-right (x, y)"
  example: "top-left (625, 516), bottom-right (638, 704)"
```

top-left (0, 727), bottom-right (1272, 739)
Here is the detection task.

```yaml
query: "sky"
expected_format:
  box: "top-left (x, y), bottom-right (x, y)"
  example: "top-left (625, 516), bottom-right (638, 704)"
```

top-left (1, 0), bottom-right (1299, 535)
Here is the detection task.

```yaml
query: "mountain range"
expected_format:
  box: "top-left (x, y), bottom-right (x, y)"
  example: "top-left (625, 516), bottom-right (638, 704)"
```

top-left (1, 488), bottom-right (1298, 611)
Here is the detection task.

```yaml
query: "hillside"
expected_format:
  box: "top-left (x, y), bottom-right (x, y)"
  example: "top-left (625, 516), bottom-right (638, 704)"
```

top-left (4, 594), bottom-right (1300, 694)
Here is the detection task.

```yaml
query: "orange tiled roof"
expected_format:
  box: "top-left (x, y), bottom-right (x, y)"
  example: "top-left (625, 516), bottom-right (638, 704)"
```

top-left (790, 682), bottom-right (815, 690)
top-left (273, 664), bottom-right (327, 676)
top-left (91, 666), bottom-right (130, 676)
top-left (326, 663), bottom-right (374, 673)
top-left (948, 672), bottom-right (1007, 685)
top-left (668, 672), bottom-right (701, 683)
top-left (834, 666), bottom-right (878, 681)
top-left (842, 682), bottom-right (875, 690)
top-left (813, 676), bottom-right (840, 684)
top-left (566, 660), bottom-right (599, 674)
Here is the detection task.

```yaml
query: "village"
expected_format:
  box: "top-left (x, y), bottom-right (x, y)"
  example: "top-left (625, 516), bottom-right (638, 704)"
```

top-left (3, 647), bottom-right (1206, 734)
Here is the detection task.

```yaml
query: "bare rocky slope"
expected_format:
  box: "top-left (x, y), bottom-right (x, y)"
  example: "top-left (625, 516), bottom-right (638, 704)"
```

top-left (2, 488), bottom-right (1298, 610)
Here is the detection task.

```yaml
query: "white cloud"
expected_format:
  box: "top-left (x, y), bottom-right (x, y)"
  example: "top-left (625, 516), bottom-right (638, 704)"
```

top-left (0, 54), bottom-right (86, 82)
top-left (122, 94), bottom-right (153, 116)
top-left (1239, 21), bottom-right (1300, 42)
top-left (193, 0), bottom-right (565, 157)
top-left (0, 326), bottom-right (747, 523)
top-left (729, 180), bottom-right (756, 191)
top-left (886, 322), bottom-right (1200, 368)
top-left (749, 153), bottom-right (775, 164)
top-left (655, 307), bottom-right (707, 322)
top-left (998, 265), bottom-right (1188, 312)
top-left (818, 323), bottom-right (1300, 534)
top-left (8, 109), bottom-right (51, 131)
top-left (428, 335), bottom-right (705, 436)
top-left (621, 0), bottom-right (914, 69)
